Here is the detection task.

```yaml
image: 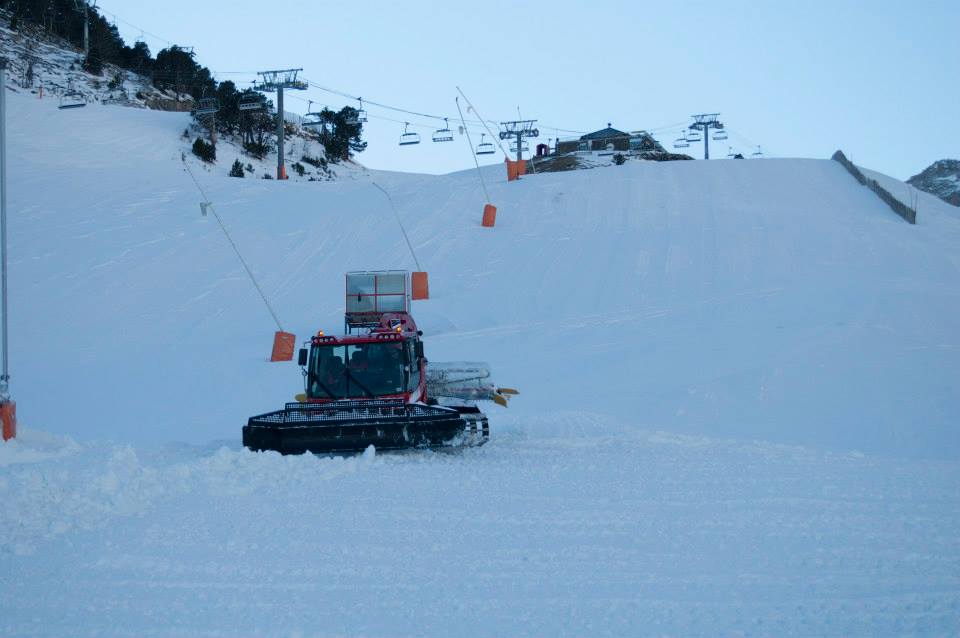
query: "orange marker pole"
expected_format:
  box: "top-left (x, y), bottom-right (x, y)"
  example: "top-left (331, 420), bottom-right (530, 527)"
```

top-left (482, 204), bottom-right (497, 227)
top-left (1, 401), bottom-right (15, 441)
top-left (411, 271), bottom-right (429, 300)
top-left (270, 331), bottom-right (296, 361)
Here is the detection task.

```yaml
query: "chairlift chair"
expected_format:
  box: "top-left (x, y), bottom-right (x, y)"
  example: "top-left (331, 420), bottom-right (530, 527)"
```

top-left (193, 97), bottom-right (219, 116)
top-left (356, 98), bottom-right (367, 123)
top-left (432, 118), bottom-right (454, 143)
top-left (302, 111), bottom-right (324, 128)
top-left (476, 133), bottom-right (495, 155)
top-left (673, 132), bottom-right (690, 149)
top-left (399, 122), bottom-right (421, 146)
top-left (726, 146), bottom-right (736, 158)
top-left (302, 100), bottom-right (324, 128)
top-left (686, 128), bottom-right (702, 143)
top-left (238, 93), bottom-right (264, 111)
top-left (509, 140), bottom-right (530, 153)
top-left (752, 145), bottom-right (764, 157)
top-left (58, 91), bottom-right (86, 110)
top-left (712, 129), bottom-right (728, 141)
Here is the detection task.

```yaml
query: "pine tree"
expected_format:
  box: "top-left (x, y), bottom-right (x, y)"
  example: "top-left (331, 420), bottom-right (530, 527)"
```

top-left (229, 159), bottom-right (245, 178)
top-left (314, 107), bottom-right (367, 162)
top-left (83, 48), bottom-right (103, 76)
top-left (192, 137), bottom-right (216, 163)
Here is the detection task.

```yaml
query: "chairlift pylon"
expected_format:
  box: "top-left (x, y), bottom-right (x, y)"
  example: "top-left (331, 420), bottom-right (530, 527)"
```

top-left (476, 133), bottom-right (495, 155)
top-left (432, 118), bottom-right (454, 143)
top-left (399, 122), bottom-right (420, 146)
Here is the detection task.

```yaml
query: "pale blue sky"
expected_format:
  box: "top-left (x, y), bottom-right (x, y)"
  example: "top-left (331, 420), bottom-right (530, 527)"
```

top-left (102, 0), bottom-right (958, 178)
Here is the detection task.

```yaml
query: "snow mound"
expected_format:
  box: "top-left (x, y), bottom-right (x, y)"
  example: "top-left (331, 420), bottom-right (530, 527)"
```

top-left (0, 427), bottom-right (80, 467)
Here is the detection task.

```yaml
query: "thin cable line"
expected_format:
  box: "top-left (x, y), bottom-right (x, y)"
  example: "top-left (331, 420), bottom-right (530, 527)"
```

top-left (456, 87), bottom-right (510, 160)
top-left (456, 97), bottom-right (490, 204)
top-left (371, 182), bottom-right (422, 272)
top-left (181, 157), bottom-right (284, 332)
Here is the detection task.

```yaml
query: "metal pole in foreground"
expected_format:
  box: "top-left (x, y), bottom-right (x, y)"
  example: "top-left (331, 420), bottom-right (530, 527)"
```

top-left (276, 86), bottom-right (284, 179)
top-left (0, 57), bottom-right (16, 441)
top-left (0, 58), bottom-right (9, 397)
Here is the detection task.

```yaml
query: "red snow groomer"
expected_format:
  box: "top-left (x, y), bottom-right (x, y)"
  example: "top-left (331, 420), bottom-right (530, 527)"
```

top-left (243, 271), bottom-right (517, 454)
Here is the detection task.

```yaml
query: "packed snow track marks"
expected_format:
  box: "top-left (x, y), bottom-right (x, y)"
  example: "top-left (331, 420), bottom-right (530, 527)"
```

top-left (1, 424), bottom-right (958, 636)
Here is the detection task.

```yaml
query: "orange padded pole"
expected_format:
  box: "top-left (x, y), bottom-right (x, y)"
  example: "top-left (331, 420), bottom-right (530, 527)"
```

top-left (411, 271), bottom-right (429, 300)
top-left (505, 159), bottom-right (518, 181)
top-left (1, 401), bottom-right (16, 441)
top-left (270, 331), bottom-right (296, 362)
top-left (482, 204), bottom-right (497, 227)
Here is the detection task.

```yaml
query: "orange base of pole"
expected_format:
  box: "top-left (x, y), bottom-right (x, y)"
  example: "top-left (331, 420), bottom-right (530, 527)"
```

top-left (270, 331), bottom-right (296, 362)
top-left (482, 204), bottom-right (497, 227)
top-left (1, 401), bottom-right (16, 441)
top-left (411, 271), bottom-right (429, 300)
top-left (506, 160), bottom-right (518, 182)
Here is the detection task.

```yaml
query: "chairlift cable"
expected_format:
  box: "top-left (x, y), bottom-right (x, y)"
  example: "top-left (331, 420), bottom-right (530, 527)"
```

top-left (456, 87), bottom-right (510, 160)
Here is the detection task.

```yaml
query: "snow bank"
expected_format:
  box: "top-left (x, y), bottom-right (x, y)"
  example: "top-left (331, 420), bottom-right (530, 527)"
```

top-left (0, 427), bottom-right (80, 467)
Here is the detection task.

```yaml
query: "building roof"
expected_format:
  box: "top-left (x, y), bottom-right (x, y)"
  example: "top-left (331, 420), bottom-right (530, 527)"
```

top-left (581, 126), bottom-right (630, 140)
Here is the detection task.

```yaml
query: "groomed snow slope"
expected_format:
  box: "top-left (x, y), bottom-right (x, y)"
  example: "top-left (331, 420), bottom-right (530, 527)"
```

top-left (2, 90), bottom-right (959, 636)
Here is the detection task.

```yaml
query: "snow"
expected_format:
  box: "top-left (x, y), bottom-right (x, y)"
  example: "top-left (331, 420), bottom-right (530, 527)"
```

top-left (1, 85), bottom-right (959, 636)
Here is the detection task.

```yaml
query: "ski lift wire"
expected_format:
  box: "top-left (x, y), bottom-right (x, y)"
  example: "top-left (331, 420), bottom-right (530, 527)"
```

top-left (456, 86), bottom-right (510, 160)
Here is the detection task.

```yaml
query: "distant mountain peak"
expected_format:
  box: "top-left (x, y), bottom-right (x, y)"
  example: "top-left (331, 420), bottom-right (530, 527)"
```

top-left (907, 159), bottom-right (960, 207)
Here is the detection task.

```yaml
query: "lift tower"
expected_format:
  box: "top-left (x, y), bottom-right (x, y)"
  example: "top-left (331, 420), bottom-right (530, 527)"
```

top-left (72, 1), bottom-right (96, 55)
top-left (498, 120), bottom-right (539, 164)
top-left (688, 113), bottom-right (724, 160)
top-left (255, 69), bottom-right (307, 180)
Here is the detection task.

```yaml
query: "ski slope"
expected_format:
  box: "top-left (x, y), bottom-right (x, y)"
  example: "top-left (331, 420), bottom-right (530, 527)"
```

top-left (2, 89), bottom-right (959, 636)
